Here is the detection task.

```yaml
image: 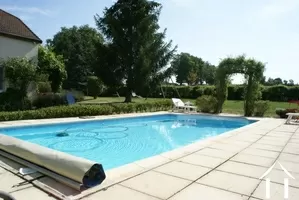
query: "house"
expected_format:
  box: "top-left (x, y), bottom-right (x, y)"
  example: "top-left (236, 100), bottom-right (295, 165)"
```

top-left (0, 9), bottom-right (42, 91)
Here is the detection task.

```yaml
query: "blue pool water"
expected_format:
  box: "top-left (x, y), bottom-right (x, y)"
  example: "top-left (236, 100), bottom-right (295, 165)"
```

top-left (0, 114), bottom-right (255, 170)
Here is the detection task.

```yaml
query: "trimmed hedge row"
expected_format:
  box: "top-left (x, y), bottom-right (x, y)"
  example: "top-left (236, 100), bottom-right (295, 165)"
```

top-left (0, 100), bottom-right (172, 121)
top-left (101, 85), bottom-right (299, 102)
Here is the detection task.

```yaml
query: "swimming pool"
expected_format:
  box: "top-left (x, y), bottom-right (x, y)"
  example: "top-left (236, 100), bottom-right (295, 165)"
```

top-left (0, 114), bottom-right (255, 170)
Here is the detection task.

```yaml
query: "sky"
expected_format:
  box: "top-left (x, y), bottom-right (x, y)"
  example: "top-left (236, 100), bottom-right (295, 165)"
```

top-left (1, 0), bottom-right (299, 84)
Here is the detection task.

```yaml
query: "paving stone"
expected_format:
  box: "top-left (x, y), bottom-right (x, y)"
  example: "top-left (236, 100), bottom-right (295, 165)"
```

top-left (261, 135), bottom-right (290, 142)
top-left (169, 183), bottom-right (249, 200)
top-left (209, 143), bottom-right (245, 152)
top-left (154, 161), bottom-right (211, 181)
top-left (252, 181), bottom-right (299, 200)
top-left (197, 170), bottom-right (260, 195)
top-left (231, 153), bottom-right (275, 167)
top-left (0, 171), bottom-right (32, 193)
top-left (283, 144), bottom-right (299, 155)
top-left (9, 186), bottom-right (56, 200)
top-left (232, 134), bottom-right (261, 143)
top-left (274, 125), bottom-right (298, 133)
top-left (84, 184), bottom-right (159, 200)
top-left (256, 138), bottom-right (287, 147)
top-left (178, 154), bottom-right (225, 168)
top-left (259, 168), bottom-right (299, 188)
top-left (241, 147), bottom-right (279, 158)
top-left (250, 143), bottom-right (283, 152)
top-left (289, 138), bottom-right (299, 144)
top-left (195, 148), bottom-right (236, 159)
top-left (274, 160), bottom-right (299, 174)
top-left (218, 139), bottom-right (252, 147)
top-left (216, 161), bottom-right (267, 179)
top-left (121, 171), bottom-right (191, 199)
top-left (278, 153), bottom-right (299, 163)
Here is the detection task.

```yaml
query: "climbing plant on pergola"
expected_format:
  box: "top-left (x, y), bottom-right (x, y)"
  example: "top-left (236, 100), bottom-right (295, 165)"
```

top-left (215, 55), bottom-right (265, 116)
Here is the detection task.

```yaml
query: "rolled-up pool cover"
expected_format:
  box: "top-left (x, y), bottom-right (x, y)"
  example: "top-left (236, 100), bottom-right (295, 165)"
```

top-left (0, 134), bottom-right (106, 189)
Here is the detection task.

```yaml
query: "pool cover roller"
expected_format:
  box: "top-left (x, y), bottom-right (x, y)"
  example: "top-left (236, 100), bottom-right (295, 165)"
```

top-left (0, 134), bottom-right (106, 190)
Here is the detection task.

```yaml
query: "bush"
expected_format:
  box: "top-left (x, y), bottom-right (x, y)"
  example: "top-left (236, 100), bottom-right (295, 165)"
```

top-left (37, 81), bottom-right (52, 93)
top-left (0, 88), bottom-right (32, 111)
top-left (254, 101), bottom-right (270, 117)
top-left (87, 76), bottom-right (103, 99)
top-left (0, 100), bottom-right (172, 121)
top-left (275, 108), bottom-right (298, 118)
top-left (1, 57), bottom-right (37, 96)
top-left (32, 93), bottom-right (67, 108)
top-left (196, 95), bottom-right (217, 113)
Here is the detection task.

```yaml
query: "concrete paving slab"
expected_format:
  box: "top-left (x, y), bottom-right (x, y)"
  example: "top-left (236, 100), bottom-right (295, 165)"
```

top-left (154, 161), bottom-right (211, 181)
top-left (250, 143), bottom-right (284, 152)
top-left (273, 160), bottom-right (299, 174)
top-left (209, 143), bottom-right (245, 152)
top-left (10, 186), bottom-right (56, 200)
top-left (259, 168), bottom-right (299, 188)
top-left (83, 184), bottom-right (159, 200)
top-left (252, 181), bottom-right (299, 200)
top-left (178, 154), bottom-right (225, 168)
top-left (195, 147), bottom-right (235, 159)
top-left (231, 153), bottom-right (275, 167)
top-left (120, 171), bottom-right (191, 199)
top-left (196, 170), bottom-right (260, 196)
top-left (216, 161), bottom-right (267, 179)
top-left (241, 147), bottom-right (279, 158)
top-left (169, 183), bottom-right (249, 200)
top-left (278, 153), bottom-right (299, 163)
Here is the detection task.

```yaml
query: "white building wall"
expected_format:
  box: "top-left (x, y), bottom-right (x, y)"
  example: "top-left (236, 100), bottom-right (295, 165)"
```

top-left (0, 35), bottom-right (39, 62)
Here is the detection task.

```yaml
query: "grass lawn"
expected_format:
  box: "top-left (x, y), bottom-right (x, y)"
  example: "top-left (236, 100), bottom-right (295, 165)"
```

top-left (80, 97), bottom-right (298, 117)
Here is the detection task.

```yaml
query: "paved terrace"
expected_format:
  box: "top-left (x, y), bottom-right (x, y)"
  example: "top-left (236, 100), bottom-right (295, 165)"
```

top-left (0, 113), bottom-right (299, 200)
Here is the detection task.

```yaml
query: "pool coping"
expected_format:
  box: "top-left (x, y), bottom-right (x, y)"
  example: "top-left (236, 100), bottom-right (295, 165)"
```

top-left (0, 112), bottom-right (269, 200)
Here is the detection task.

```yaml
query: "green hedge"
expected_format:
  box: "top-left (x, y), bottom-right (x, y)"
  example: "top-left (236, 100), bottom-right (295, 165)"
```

top-left (0, 100), bottom-right (172, 121)
top-left (101, 85), bottom-right (299, 102)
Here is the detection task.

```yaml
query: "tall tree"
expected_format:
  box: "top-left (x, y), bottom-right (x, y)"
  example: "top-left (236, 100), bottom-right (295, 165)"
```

top-left (46, 25), bottom-right (104, 90)
top-left (38, 46), bottom-right (67, 93)
top-left (95, 0), bottom-right (176, 102)
top-left (202, 62), bottom-right (216, 85)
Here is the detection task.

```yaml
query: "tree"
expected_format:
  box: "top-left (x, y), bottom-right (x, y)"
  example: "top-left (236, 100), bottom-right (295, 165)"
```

top-left (95, 0), bottom-right (176, 102)
top-left (47, 25), bottom-right (104, 90)
top-left (171, 53), bottom-right (214, 85)
top-left (283, 80), bottom-right (288, 85)
top-left (38, 46), bottom-right (67, 93)
top-left (202, 62), bottom-right (216, 85)
top-left (288, 79), bottom-right (294, 86)
top-left (87, 76), bottom-right (103, 99)
top-left (1, 57), bottom-right (36, 97)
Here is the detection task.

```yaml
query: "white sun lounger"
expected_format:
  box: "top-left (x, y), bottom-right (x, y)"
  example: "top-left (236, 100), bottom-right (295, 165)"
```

top-left (171, 98), bottom-right (197, 113)
top-left (285, 113), bottom-right (299, 124)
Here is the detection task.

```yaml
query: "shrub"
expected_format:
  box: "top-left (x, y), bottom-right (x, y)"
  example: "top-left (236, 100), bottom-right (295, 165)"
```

top-left (0, 100), bottom-right (172, 121)
top-left (254, 101), bottom-right (270, 117)
top-left (0, 88), bottom-right (32, 111)
top-left (196, 95), bottom-right (218, 113)
top-left (32, 93), bottom-right (68, 108)
top-left (87, 76), bottom-right (103, 99)
top-left (37, 81), bottom-right (52, 93)
top-left (1, 57), bottom-right (37, 96)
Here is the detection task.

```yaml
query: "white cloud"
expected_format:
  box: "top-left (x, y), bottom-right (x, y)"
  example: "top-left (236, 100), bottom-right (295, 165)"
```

top-left (0, 5), bottom-right (53, 16)
top-left (257, 0), bottom-right (299, 19)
